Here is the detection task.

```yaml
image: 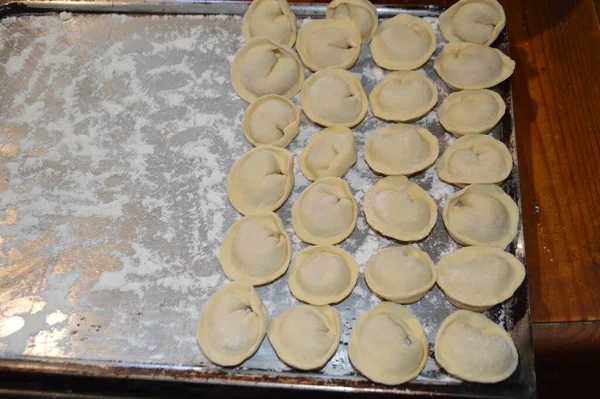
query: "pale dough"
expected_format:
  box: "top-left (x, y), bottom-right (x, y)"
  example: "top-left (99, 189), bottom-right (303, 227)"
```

top-left (242, 0), bottom-right (297, 47)
top-left (438, 89), bottom-right (506, 136)
top-left (349, 302), bottom-right (428, 385)
top-left (435, 310), bottom-right (518, 383)
top-left (364, 123), bottom-right (439, 176)
top-left (292, 176), bottom-right (358, 245)
top-left (439, 0), bottom-right (506, 46)
top-left (268, 305), bottom-right (341, 370)
top-left (369, 71), bottom-right (438, 122)
top-left (437, 246), bottom-right (526, 311)
top-left (231, 37), bottom-right (304, 103)
top-left (296, 18), bottom-right (361, 71)
top-left (196, 281), bottom-right (269, 366)
top-left (298, 126), bottom-right (357, 181)
top-left (220, 211), bottom-right (292, 286)
top-left (242, 94), bottom-right (301, 147)
top-left (365, 246), bottom-right (436, 303)
top-left (226, 145), bottom-right (294, 215)
top-left (326, 0), bottom-right (379, 44)
top-left (443, 184), bottom-right (519, 249)
top-left (436, 134), bottom-right (513, 185)
top-left (364, 176), bottom-right (437, 241)
top-left (288, 245), bottom-right (359, 305)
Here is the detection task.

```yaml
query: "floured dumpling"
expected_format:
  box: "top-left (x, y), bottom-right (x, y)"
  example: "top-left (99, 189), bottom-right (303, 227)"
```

top-left (242, 94), bottom-right (301, 147)
top-left (365, 124), bottom-right (439, 175)
top-left (438, 89), bottom-right (506, 136)
top-left (197, 281), bottom-right (268, 366)
top-left (369, 71), bottom-right (438, 122)
top-left (364, 176), bottom-right (437, 241)
top-left (288, 246), bottom-right (359, 305)
top-left (299, 126), bottom-right (357, 181)
top-left (370, 14), bottom-right (436, 71)
top-left (326, 0), bottom-right (379, 44)
top-left (268, 305), bottom-right (341, 370)
top-left (365, 246), bottom-right (436, 303)
top-left (301, 69), bottom-right (368, 127)
top-left (437, 135), bottom-right (512, 185)
top-left (439, 0), bottom-right (506, 45)
top-left (437, 246), bottom-right (525, 311)
top-left (220, 212), bottom-right (292, 285)
top-left (443, 184), bottom-right (519, 249)
top-left (297, 19), bottom-right (361, 71)
top-left (434, 42), bottom-right (515, 90)
top-left (349, 302), bottom-right (427, 385)
top-left (292, 176), bottom-right (358, 245)
top-left (242, 0), bottom-right (297, 47)
top-left (435, 310), bottom-right (518, 382)
top-left (227, 146), bottom-right (294, 215)
top-left (231, 37), bottom-right (304, 103)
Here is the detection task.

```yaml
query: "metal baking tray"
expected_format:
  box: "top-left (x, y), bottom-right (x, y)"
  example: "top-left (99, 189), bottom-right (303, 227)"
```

top-left (0, 1), bottom-right (535, 397)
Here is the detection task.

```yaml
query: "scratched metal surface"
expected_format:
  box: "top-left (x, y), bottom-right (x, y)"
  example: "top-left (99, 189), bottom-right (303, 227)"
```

top-left (0, 1), bottom-right (534, 397)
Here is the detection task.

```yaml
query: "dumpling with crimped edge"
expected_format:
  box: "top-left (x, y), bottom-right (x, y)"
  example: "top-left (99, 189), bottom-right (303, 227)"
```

top-left (296, 18), bottom-right (361, 71)
top-left (301, 69), bottom-right (368, 128)
top-left (434, 42), bottom-right (515, 90)
top-left (435, 310), bottom-right (519, 383)
top-left (226, 146), bottom-right (294, 215)
top-left (196, 281), bottom-right (269, 366)
top-left (242, 94), bottom-right (301, 148)
top-left (437, 135), bottom-right (513, 185)
top-left (365, 246), bottom-right (436, 304)
top-left (298, 126), bottom-right (357, 181)
top-left (288, 246), bottom-right (359, 305)
top-left (326, 0), bottom-right (378, 44)
top-left (438, 89), bottom-right (506, 136)
top-left (268, 305), bottom-right (341, 370)
top-left (364, 176), bottom-right (437, 242)
top-left (242, 0), bottom-right (297, 47)
top-left (364, 124), bottom-right (439, 176)
top-left (437, 246), bottom-right (526, 311)
top-left (439, 0), bottom-right (506, 46)
top-left (231, 37), bottom-right (304, 103)
top-left (370, 14), bottom-right (436, 71)
top-left (292, 176), bottom-right (358, 245)
top-left (369, 71), bottom-right (438, 122)
top-left (349, 302), bottom-right (428, 385)
top-left (443, 184), bottom-right (519, 249)
top-left (220, 211), bottom-right (292, 286)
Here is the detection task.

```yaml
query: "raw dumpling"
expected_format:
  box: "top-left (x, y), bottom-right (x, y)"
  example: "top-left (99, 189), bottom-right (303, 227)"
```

top-left (369, 71), bottom-right (438, 122)
top-left (443, 184), bottom-right (519, 249)
top-left (434, 42), bottom-right (515, 90)
top-left (326, 0), bottom-right (379, 44)
top-left (299, 126), bottom-right (357, 181)
top-left (197, 281), bottom-right (269, 366)
top-left (268, 305), bottom-right (341, 370)
top-left (292, 176), bottom-right (358, 245)
top-left (227, 146), bottom-right (294, 215)
top-left (242, 0), bottom-right (297, 47)
top-left (365, 124), bottom-right (439, 176)
top-left (365, 246), bottom-right (436, 303)
top-left (364, 176), bottom-right (437, 241)
top-left (437, 135), bottom-right (513, 185)
top-left (220, 212), bottom-right (292, 285)
top-left (370, 14), bottom-right (436, 71)
top-left (288, 246), bottom-right (359, 305)
top-left (438, 89), bottom-right (506, 136)
top-left (301, 69), bottom-right (368, 128)
top-left (349, 302), bottom-right (428, 385)
top-left (437, 246), bottom-right (525, 311)
top-left (231, 37), bottom-right (304, 103)
top-left (439, 0), bottom-right (506, 45)
top-left (242, 94), bottom-right (301, 147)
top-left (435, 310), bottom-right (518, 383)
top-left (297, 19), bottom-right (361, 71)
